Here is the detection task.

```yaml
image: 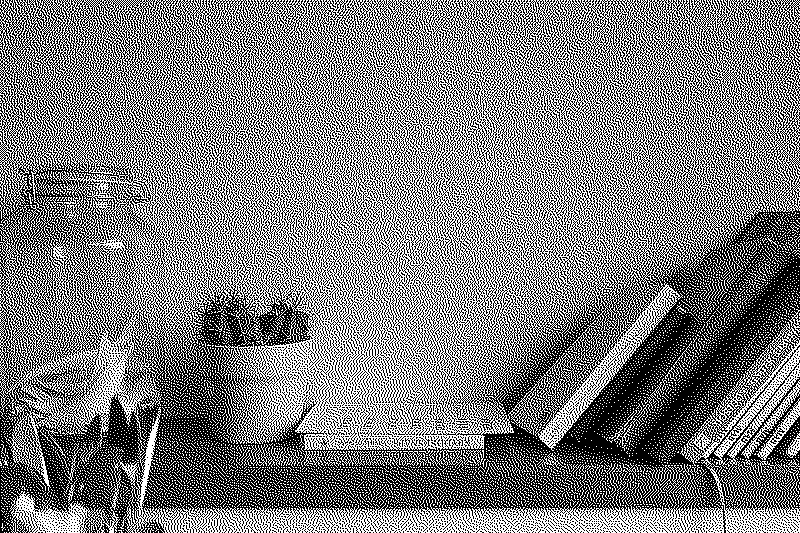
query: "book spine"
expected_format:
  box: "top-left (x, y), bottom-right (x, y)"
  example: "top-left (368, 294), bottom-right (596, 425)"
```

top-left (743, 356), bottom-right (800, 458)
top-left (604, 242), bottom-right (789, 458)
top-left (570, 306), bottom-right (690, 442)
top-left (537, 285), bottom-right (680, 448)
top-left (594, 314), bottom-right (691, 449)
top-left (648, 267), bottom-right (800, 464)
top-left (734, 213), bottom-right (779, 243)
top-left (680, 308), bottom-right (800, 463)
top-left (597, 240), bottom-right (765, 452)
top-left (734, 211), bottom-right (800, 251)
top-left (756, 393), bottom-right (800, 460)
top-left (788, 424), bottom-right (800, 458)
top-left (303, 449), bottom-right (486, 466)
top-left (510, 282), bottom-right (679, 448)
top-left (727, 351), bottom-right (800, 458)
top-left (710, 340), bottom-right (800, 458)
top-left (303, 434), bottom-right (485, 451)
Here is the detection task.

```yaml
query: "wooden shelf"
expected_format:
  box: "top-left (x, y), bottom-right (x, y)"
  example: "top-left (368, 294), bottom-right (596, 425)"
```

top-left (143, 418), bottom-right (800, 510)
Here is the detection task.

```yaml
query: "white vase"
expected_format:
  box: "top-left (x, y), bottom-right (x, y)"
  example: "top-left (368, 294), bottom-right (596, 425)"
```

top-left (201, 339), bottom-right (312, 443)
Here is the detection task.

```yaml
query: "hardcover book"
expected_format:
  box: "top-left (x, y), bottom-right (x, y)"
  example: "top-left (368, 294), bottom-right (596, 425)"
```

top-left (650, 262), bottom-right (800, 463)
top-left (743, 359), bottom-right (800, 458)
top-left (296, 402), bottom-right (512, 451)
top-left (786, 421), bottom-right (800, 458)
top-left (755, 390), bottom-right (800, 460)
top-left (710, 343), bottom-right (800, 459)
top-left (303, 433), bottom-right (484, 450)
top-left (725, 347), bottom-right (800, 458)
top-left (599, 239), bottom-right (792, 458)
top-left (680, 307), bottom-right (800, 463)
top-left (303, 448), bottom-right (485, 466)
top-left (568, 305), bottom-right (691, 442)
top-left (772, 409), bottom-right (800, 459)
top-left (509, 283), bottom-right (681, 449)
top-left (734, 211), bottom-right (800, 252)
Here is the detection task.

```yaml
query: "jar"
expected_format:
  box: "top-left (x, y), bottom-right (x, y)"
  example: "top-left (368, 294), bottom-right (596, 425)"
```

top-left (1, 166), bottom-right (164, 533)
top-left (1, 166), bottom-right (163, 421)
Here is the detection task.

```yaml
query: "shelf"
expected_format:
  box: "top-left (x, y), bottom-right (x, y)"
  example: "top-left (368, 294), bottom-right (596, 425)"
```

top-left (142, 417), bottom-right (800, 510)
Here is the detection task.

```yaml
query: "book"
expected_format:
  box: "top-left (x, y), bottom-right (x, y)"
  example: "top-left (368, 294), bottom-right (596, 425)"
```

top-left (599, 239), bottom-right (792, 458)
top-left (508, 283), bottom-right (681, 449)
top-left (772, 412), bottom-right (800, 458)
top-left (653, 263), bottom-right (800, 463)
top-left (787, 421), bottom-right (800, 458)
top-left (755, 390), bottom-right (800, 460)
top-left (711, 342), bottom-right (800, 458)
top-left (303, 448), bottom-right (485, 466)
top-left (725, 347), bottom-right (800, 458)
top-left (680, 307), bottom-right (800, 463)
top-left (741, 347), bottom-right (800, 458)
top-left (296, 402), bottom-right (513, 436)
top-left (734, 211), bottom-right (800, 252)
top-left (743, 383), bottom-right (800, 459)
top-left (568, 305), bottom-right (691, 442)
top-left (302, 433), bottom-right (484, 450)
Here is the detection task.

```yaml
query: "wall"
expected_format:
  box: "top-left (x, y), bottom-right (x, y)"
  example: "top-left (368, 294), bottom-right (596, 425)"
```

top-left (3, 1), bottom-right (799, 417)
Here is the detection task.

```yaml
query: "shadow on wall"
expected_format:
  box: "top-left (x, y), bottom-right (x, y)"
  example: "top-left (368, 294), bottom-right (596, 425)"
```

top-left (500, 259), bottom-right (697, 413)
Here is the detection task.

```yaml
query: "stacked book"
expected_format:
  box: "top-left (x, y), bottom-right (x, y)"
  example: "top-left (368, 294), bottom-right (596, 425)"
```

top-left (510, 210), bottom-right (800, 463)
top-left (295, 402), bottom-right (513, 465)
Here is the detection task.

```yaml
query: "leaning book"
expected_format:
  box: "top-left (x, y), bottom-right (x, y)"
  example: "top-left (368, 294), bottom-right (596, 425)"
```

top-left (601, 239), bottom-right (792, 458)
top-left (509, 283), bottom-right (681, 449)
top-left (672, 263), bottom-right (800, 463)
top-left (681, 309), bottom-right (800, 463)
top-left (723, 346), bottom-right (800, 458)
top-left (787, 424), bottom-right (800, 458)
top-left (734, 211), bottom-right (800, 252)
top-left (756, 392), bottom-right (800, 460)
top-left (743, 357), bottom-right (800, 458)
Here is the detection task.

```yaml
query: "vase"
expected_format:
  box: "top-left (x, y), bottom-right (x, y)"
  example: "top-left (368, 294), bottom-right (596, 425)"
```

top-left (200, 339), bottom-right (312, 443)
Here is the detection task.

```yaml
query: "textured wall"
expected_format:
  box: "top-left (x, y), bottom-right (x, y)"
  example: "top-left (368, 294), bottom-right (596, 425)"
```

top-left (4, 1), bottom-right (799, 417)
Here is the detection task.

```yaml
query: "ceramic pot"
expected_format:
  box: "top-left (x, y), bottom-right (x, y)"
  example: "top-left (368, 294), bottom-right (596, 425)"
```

top-left (201, 339), bottom-right (311, 443)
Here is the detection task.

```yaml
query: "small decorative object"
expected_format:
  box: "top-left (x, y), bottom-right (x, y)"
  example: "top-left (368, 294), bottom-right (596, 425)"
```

top-left (196, 289), bottom-right (312, 443)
